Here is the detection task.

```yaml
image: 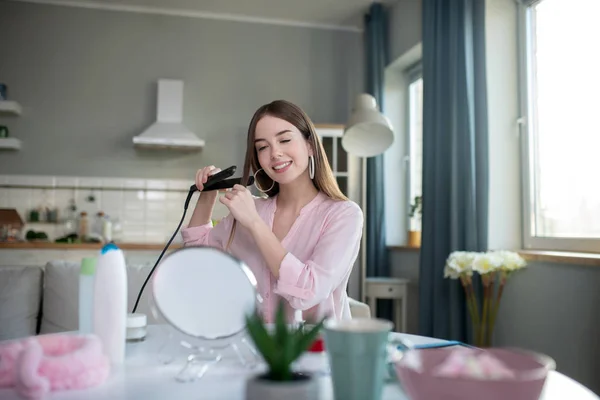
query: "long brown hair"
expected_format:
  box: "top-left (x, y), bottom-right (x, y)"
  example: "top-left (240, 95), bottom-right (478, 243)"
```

top-left (226, 100), bottom-right (347, 250)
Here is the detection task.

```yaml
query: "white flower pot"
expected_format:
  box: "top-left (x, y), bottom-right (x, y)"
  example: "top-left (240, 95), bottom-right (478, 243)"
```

top-left (245, 373), bottom-right (319, 400)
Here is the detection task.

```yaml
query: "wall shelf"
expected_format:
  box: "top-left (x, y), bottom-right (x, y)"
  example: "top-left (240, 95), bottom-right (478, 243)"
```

top-left (0, 101), bottom-right (22, 115)
top-left (0, 138), bottom-right (22, 150)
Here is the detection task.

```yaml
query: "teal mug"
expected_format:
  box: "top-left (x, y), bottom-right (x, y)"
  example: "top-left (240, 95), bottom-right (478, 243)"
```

top-left (323, 318), bottom-right (394, 400)
top-left (0, 126), bottom-right (8, 138)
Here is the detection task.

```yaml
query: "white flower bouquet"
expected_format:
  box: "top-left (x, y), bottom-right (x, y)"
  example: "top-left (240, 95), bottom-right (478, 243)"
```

top-left (444, 250), bottom-right (527, 347)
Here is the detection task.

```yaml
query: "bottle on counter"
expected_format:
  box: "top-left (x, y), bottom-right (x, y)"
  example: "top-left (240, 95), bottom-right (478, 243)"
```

top-left (62, 199), bottom-right (78, 237)
top-left (102, 215), bottom-right (113, 243)
top-left (93, 212), bottom-right (105, 236)
top-left (110, 217), bottom-right (122, 243)
top-left (78, 257), bottom-right (96, 334)
top-left (78, 211), bottom-right (89, 241)
top-left (93, 243), bottom-right (128, 364)
top-left (46, 207), bottom-right (59, 223)
top-left (37, 205), bottom-right (46, 223)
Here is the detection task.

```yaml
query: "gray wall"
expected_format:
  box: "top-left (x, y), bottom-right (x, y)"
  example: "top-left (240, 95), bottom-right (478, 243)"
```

top-left (0, 2), bottom-right (363, 180)
top-left (494, 261), bottom-right (600, 395)
top-left (388, 0), bottom-right (422, 63)
top-left (390, 249), bottom-right (600, 395)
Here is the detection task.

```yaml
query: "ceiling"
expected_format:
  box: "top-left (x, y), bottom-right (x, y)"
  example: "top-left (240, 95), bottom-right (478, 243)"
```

top-left (14, 0), bottom-right (398, 31)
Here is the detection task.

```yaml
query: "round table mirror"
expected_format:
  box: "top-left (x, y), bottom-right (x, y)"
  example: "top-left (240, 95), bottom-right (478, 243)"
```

top-left (151, 246), bottom-right (259, 341)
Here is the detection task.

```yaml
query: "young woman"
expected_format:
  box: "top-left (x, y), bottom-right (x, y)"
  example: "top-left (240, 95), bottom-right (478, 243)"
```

top-left (181, 100), bottom-right (363, 323)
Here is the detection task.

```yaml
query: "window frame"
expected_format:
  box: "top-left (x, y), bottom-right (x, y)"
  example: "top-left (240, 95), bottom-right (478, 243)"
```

top-left (518, 0), bottom-right (600, 253)
top-left (404, 62), bottom-right (423, 234)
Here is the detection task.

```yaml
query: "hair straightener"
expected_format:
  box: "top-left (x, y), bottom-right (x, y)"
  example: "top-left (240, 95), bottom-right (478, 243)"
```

top-left (132, 166), bottom-right (254, 313)
top-left (183, 165), bottom-right (250, 208)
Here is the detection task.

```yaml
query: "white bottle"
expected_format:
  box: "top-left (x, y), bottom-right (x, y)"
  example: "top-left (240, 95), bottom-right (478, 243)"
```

top-left (102, 216), bottom-right (112, 243)
top-left (93, 243), bottom-right (128, 364)
top-left (78, 257), bottom-right (96, 334)
top-left (94, 212), bottom-right (105, 236)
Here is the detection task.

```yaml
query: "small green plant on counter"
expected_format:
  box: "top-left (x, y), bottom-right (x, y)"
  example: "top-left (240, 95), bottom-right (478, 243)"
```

top-left (245, 299), bottom-right (324, 381)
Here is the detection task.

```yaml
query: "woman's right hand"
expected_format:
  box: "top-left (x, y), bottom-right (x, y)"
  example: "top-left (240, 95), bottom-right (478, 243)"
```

top-left (195, 165), bottom-right (222, 192)
top-left (189, 166), bottom-right (222, 227)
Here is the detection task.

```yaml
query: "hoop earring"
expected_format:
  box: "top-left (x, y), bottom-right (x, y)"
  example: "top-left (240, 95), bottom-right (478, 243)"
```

top-left (253, 169), bottom-right (275, 193)
top-left (308, 155), bottom-right (315, 180)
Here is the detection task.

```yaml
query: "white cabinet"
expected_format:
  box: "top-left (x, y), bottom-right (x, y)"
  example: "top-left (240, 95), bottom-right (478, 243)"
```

top-left (315, 124), bottom-right (352, 198)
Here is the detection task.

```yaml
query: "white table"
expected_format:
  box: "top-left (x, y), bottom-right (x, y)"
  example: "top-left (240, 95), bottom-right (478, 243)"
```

top-left (0, 325), bottom-right (597, 400)
top-left (365, 277), bottom-right (409, 332)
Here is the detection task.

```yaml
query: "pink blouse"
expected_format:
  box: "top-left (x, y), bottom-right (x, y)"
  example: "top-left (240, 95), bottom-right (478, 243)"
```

top-left (180, 191), bottom-right (364, 323)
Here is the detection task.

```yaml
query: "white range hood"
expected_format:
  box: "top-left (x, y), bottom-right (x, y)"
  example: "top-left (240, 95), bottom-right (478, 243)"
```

top-left (133, 79), bottom-right (205, 150)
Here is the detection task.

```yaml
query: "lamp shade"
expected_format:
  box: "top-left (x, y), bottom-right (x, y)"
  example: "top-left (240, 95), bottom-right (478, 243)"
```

top-left (342, 94), bottom-right (394, 157)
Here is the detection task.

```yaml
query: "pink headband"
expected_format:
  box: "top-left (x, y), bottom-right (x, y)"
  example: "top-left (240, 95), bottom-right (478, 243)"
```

top-left (0, 334), bottom-right (110, 399)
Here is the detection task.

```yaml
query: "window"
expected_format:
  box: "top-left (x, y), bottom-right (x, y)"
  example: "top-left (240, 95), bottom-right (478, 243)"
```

top-left (520, 0), bottom-right (600, 252)
top-left (407, 66), bottom-right (423, 232)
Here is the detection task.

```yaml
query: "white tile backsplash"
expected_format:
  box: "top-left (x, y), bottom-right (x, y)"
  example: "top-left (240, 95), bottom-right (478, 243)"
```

top-left (53, 189), bottom-right (75, 211)
top-left (101, 178), bottom-right (124, 189)
top-left (146, 191), bottom-right (167, 201)
top-left (145, 201), bottom-right (167, 212)
top-left (0, 174), bottom-right (198, 243)
top-left (122, 210), bottom-right (145, 223)
top-left (168, 180), bottom-right (192, 190)
top-left (55, 176), bottom-right (79, 187)
top-left (166, 191), bottom-right (184, 201)
top-left (100, 189), bottom-right (123, 201)
top-left (8, 189), bottom-right (31, 214)
top-left (124, 179), bottom-right (145, 190)
top-left (23, 176), bottom-right (55, 187)
top-left (146, 180), bottom-right (168, 190)
top-left (78, 177), bottom-right (104, 188)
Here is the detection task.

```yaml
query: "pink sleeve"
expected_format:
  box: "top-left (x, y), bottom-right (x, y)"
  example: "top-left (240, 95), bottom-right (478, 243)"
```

top-left (180, 213), bottom-right (233, 250)
top-left (274, 202), bottom-right (364, 310)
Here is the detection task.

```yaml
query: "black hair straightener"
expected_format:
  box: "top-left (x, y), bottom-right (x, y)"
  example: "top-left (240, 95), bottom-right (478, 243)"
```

top-left (132, 166), bottom-right (254, 313)
top-left (183, 165), bottom-right (254, 208)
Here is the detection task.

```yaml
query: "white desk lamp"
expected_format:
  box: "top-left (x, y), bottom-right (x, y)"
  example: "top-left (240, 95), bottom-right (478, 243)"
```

top-left (342, 94), bottom-right (394, 157)
top-left (342, 93), bottom-right (394, 303)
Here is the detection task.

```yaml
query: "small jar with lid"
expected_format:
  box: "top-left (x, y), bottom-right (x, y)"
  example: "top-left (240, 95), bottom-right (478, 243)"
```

top-left (126, 313), bottom-right (147, 342)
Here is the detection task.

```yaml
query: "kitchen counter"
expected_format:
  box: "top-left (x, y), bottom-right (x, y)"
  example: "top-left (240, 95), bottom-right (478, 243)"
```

top-left (0, 242), bottom-right (184, 267)
top-left (0, 242), bottom-right (182, 250)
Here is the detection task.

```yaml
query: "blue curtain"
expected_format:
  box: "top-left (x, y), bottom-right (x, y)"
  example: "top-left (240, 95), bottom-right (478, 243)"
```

top-left (364, 3), bottom-right (391, 320)
top-left (419, 0), bottom-right (489, 342)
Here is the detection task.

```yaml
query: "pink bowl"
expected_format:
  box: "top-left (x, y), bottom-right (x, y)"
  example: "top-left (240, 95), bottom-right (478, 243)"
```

top-left (394, 347), bottom-right (556, 400)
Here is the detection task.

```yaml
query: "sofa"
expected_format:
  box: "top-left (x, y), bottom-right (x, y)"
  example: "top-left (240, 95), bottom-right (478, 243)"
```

top-left (0, 261), bottom-right (371, 341)
top-left (0, 261), bottom-right (155, 340)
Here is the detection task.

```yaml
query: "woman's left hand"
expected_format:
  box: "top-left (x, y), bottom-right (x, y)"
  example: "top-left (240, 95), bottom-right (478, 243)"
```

top-left (219, 185), bottom-right (262, 229)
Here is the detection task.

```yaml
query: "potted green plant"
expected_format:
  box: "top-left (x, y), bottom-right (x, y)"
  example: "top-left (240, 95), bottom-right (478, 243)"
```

top-left (408, 195), bottom-right (422, 247)
top-left (244, 299), bottom-right (325, 400)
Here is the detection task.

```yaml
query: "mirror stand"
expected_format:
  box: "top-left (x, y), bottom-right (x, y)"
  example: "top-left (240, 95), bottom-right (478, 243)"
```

top-left (148, 292), bottom-right (262, 383)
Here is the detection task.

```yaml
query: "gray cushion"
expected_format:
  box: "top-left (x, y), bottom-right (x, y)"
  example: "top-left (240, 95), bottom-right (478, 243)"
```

top-left (39, 260), bottom-right (158, 334)
top-left (0, 266), bottom-right (43, 340)
top-left (39, 260), bottom-right (80, 334)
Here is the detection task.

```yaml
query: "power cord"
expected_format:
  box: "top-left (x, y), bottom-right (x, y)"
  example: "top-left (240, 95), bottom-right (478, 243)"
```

top-left (131, 185), bottom-right (197, 313)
